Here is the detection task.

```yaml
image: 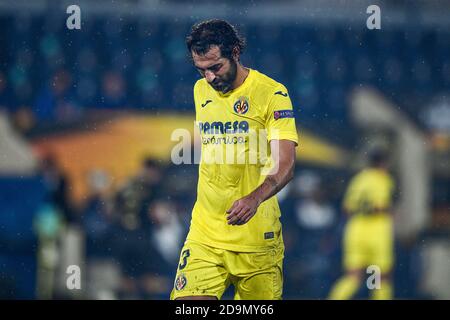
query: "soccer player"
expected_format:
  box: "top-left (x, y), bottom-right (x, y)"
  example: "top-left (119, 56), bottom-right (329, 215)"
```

top-left (170, 19), bottom-right (298, 300)
top-left (328, 148), bottom-right (395, 300)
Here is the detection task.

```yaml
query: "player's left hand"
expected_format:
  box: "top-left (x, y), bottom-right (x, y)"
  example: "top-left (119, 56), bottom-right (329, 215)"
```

top-left (226, 194), bottom-right (261, 225)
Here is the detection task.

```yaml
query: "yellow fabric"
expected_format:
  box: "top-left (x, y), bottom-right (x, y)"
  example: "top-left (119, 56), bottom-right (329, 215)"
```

top-left (328, 274), bottom-right (361, 300)
top-left (187, 68), bottom-right (298, 252)
top-left (342, 168), bottom-right (395, 273)
top-left (329, 168), bottom-right (395, 300)
top-left (328, 275), bottom-right (393, 300)
top-left (170, 240), bottom-right (284, 300)
top-left (371, 279), bottom-right (393, 300)
top-left (343, 168), bottom-right (394, 216)
top-left (344, 214), bottom-right (394, 272)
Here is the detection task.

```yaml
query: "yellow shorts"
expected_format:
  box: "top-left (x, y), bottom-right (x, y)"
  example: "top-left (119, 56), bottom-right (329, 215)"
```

top-left (343, 214), bottom-right (394, 273)
top-left (170, 240), bottom-right (284, 300)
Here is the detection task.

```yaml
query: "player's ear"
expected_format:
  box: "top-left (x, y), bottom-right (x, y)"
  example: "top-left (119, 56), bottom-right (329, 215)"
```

top-left (231, 46), bottom-right (240, 62)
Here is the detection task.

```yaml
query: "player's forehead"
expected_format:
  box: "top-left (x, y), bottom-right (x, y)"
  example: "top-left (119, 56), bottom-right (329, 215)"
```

top-left (192, 45), bottom-right (226, 69)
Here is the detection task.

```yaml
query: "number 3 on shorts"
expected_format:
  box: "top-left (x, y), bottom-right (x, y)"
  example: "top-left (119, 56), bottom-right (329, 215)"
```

top-left (179, 249), bottom-right (190, 270)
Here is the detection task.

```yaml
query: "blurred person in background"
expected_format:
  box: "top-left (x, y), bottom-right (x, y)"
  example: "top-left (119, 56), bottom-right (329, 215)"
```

top-left (139, 199), bottom-right (185, 299)
top-left (81, 170), bottom-right (121, 299)
top-left (33, 69), bottom-right (80, 122)
top-left (111, 158), bottom-right (165, 299)
top-left (98, 71), bottom-right (127, 109)
top-left (34, 154), bottom-right (73, 299)
top-left (38, 153), bottom-right (76, 225)
top-left (147, 199), bottom-right (184, 266)
top-left (82, 170), bottom-right (115, 258)
top-left (292, 172), bottom-right (337, 298)
top-left (328, 148), bottom-right (395, 300)
top-left (114, 158), bottom-right (163, 231)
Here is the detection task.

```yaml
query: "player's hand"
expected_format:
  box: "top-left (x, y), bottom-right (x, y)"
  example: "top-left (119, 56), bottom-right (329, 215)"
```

top-left (226, 194), bottom-right (261, 225)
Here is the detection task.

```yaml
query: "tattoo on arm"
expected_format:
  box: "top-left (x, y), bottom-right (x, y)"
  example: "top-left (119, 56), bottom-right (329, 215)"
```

top-left (247, 141), bottom-right (296, 207)
top-left (266, 176), bottom-right (280, 193)
top-left (250, 175), bottom-right (282, 206)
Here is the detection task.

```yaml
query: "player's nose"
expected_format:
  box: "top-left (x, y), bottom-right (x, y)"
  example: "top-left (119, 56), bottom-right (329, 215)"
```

top-left (204, 70), bottom-right (216, 83)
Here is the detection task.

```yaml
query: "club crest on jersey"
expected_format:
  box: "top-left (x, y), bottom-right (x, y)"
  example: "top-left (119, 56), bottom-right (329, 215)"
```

top-left (233, 96), bottom-right (249, 115)
top-left (175, 274), bottom-right (187, 291)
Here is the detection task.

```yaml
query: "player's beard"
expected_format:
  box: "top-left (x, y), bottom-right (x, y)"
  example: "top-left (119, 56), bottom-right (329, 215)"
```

top-left (209, 59), bottom-right (238, 94)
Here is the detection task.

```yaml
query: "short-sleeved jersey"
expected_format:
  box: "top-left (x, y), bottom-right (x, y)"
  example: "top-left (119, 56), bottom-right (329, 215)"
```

top-left (343, 168), bottom-right (395, 216)
top-left (186, 68), bottom-right (298, 252)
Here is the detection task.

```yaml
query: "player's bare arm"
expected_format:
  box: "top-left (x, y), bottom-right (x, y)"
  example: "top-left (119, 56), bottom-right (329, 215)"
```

top-left (226, 139), bottom-right (296, 225)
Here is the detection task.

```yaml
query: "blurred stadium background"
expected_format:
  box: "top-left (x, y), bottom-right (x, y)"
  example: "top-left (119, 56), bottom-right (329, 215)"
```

top-left (0, 0), bottom-right (449, 299)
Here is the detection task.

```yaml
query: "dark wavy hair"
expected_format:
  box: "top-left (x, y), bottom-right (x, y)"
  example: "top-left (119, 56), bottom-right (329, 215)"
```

top-left (186, 19), bottom-right (246, 60)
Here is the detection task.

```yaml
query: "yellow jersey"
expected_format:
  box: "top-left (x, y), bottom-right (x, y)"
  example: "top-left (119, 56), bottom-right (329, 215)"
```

top-left (186, 68), bottom-right (298, 252)
top-left (343, 168), bottom-right (394, 217)
top-left (341, 168), bottom-right (395, 272)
